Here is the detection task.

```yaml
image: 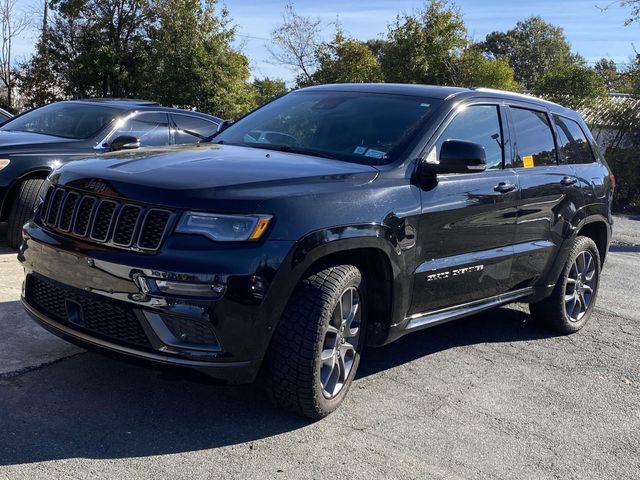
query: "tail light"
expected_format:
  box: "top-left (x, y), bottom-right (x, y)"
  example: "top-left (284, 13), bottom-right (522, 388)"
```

top-left (610, 174), bottom-right (616, 191)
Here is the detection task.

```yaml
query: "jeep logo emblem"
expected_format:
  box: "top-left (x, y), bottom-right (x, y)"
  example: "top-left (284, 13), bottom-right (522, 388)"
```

top-left (84, 179), bottom-right (107, 194)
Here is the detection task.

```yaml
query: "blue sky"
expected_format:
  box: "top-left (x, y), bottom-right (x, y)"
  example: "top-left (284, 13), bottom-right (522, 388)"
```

top-left (12, 0), bottom-right (639, 83)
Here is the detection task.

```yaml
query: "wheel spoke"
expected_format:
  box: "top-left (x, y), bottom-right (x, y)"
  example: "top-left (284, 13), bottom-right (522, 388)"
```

top-left (319, 284), bottom-right (362, 399)
top-left (583, 255), bottom-right (593, 277)
top-left (321, 348), bottom-right (335, 362)
top-left (326, 324), bottom-right (339, 335)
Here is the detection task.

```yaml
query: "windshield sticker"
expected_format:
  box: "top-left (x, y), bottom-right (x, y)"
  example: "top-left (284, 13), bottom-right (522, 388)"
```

top-left (364, 149), bottom-right (386, 159)
top-left (353, 145), bottom-right (368, 155)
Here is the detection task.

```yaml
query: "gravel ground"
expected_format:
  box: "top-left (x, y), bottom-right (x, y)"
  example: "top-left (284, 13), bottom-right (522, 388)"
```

top-left (0, 217), bottom-right (638, 480)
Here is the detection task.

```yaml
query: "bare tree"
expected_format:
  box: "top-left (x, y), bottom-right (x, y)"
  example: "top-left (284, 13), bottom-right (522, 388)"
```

top-left (0, 0), bottom-right (28, 107)
top-left (267, 3), bottom-right (322, 85)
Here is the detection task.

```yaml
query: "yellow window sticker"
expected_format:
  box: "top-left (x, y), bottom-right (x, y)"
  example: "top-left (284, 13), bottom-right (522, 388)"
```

top-left (522, 155), bottom-right (534, 168)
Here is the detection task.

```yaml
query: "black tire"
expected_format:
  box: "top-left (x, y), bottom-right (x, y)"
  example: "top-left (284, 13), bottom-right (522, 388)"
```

top-left (265, 265), bottom-right (366, 419)
top-left (6, 179), bottom-right (46, 249)
top-left (530, 236), bottom-right (601, 334)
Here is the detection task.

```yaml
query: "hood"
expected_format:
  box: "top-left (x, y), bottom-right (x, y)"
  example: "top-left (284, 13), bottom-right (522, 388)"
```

top-left (54, 143), bottom-right (379, 210)
top-left (0, 130), bottom-right (82, 151)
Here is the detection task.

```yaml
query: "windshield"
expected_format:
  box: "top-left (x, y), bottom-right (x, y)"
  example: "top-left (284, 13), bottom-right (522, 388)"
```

top-left (0, 103), bottom-right (119, 140)
top-left (214, 91), bottom-right (442, 165)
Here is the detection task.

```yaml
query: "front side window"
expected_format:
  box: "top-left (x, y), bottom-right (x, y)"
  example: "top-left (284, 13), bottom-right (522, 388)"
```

top-left (435, 105), bottom-right (504, 170)
top-left (173, 115), bottom-right (219, 144)
top-left (0, 103), bottom-right (117, 139)
top-left (510, 107), bottom-right (557, 168)
top-left (213, 91), bottom-right (443, 165)
top-left (111, 112), bottom-right (171, 147)
top-left (553, 115), bottom-right (595, 165)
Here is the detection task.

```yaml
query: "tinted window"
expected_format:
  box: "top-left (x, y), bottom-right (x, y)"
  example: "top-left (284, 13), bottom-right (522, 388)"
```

top-left (111, 112), bottom-right (170, 147)
top-left (173, 115), bottom-right (218, 144)
top-left (0, 103), bottom-right (117, 139)
top-left (554, 115), bottom-right (595, 164)
top-left (510, 107), bottom-right (557, 168)
top-left (436, 105), bottom-right (503, 170)
top-left (214, 91), bottom-right (442, 165)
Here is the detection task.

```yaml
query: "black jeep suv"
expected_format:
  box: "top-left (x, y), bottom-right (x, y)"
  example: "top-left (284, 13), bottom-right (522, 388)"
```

top-left (19, 84), bottom-right (613, 418)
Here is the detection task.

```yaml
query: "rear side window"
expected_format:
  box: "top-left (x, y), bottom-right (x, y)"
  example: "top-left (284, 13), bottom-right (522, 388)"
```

top-left (112, 112), bottom-right (171, 147)
top-left (173, 115), bottom-right (218, 144)
top-left (510, 107), bottom-right (557, 168)
top-left (436, 105), bottom-right (504, 170)
top-left (553, 115), bottom-right (595, 164)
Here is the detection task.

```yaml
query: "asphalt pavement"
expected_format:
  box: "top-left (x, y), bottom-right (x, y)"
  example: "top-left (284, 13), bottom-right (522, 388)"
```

top-left (0, 217), bottom-right (638, 479)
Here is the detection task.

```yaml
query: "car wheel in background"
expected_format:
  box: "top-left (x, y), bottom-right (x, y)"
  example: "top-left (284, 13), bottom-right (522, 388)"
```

top-left (7, 179), bottom-right (46, 249)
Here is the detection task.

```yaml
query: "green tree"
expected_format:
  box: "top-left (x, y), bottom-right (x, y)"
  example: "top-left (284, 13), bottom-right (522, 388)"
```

top-left (380, 0), bottom-right (467, 85)
top-left (253, 77), bottom-right (288, 105)
top-left (309, 30), bottom-right (383, 85)
top-left (533, 63), bottom-right (607, 108)
top-left (449, 47), bottom-right (519, 91)
top-left (16, 2), bottom-right (61, 108)
top-left (49, 0), bottom-right (154, 98)
top-left (481, 16), bottom-right (578, 90)
top-left (148, 0), bottom-right (256, 118)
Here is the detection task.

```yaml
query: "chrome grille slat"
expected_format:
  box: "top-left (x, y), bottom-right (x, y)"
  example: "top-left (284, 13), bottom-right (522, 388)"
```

top-left (73, 196), bottom-right (97, 237)
top-left (90, 200), bottom-right (118, 242)
top-left (46, 188), bottom-right (66, 227)
top-left (37, 186), bottom-right (172, 253)
top-left (58, 192), bottom-right (80, 232)
top-left (113, 204), bottom-right (143, 247)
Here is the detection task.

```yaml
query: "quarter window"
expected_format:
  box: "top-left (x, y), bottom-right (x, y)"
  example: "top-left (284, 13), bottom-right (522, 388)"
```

top-left (510, 107), bottom-right (557, 168)
top-left (111, 112), bottom-right (171, 147)
top-left (436, 105), bottom-right (504, 170)
top-left (553, 115), bottom-right (595, 164)
top-left (173, 115), bottom-right (219, 144)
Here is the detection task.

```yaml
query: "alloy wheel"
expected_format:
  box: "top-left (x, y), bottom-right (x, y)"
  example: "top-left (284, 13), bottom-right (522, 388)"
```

top-left (564, 250), bottom-right (597, 322)
top-left (319, 286), bottom-right (361, 399)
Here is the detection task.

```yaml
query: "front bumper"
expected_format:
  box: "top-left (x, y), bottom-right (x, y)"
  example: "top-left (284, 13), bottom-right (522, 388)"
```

top-left (19, 223), bottom-right (296, 383)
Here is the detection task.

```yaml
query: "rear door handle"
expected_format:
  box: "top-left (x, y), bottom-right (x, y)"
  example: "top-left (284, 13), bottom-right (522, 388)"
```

top-left (494, 182), bottom-right (517, 193)
top-left (560, 176), bottom-right (578, 186)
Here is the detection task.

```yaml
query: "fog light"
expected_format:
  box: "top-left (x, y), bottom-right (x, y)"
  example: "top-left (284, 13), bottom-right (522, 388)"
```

top-left (154, 279), bottom-right (226, 298)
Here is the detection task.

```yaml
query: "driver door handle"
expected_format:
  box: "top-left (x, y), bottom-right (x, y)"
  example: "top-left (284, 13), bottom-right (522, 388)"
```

top-left (560, 176), bottom-right (578, 186)
top-left (494, 182), bottom-right (517, 193)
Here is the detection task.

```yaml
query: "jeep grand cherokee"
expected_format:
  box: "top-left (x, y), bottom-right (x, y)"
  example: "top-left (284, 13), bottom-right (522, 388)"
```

top-left (19, 84), bottom-right (613, 418)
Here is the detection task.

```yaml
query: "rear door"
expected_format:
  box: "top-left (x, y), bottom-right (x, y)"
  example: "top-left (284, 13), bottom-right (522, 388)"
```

top-left (507, 104), bottom-right (583, 287)
top-left (553, 114), bottom-right (609, 205)
top-left (171, 114), bottom-right (219, 145)
top-left (411, 101), bottom-right (520, 315)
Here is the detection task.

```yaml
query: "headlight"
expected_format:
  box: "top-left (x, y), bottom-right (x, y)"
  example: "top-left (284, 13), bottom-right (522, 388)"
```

top-left (175, 212), bottom-right (272, 242)
top-left (0, 159), bottom-right (9, 171)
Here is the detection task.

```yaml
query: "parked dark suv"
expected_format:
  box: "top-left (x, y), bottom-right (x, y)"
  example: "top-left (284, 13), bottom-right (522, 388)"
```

top-left (0, 99), bottom-right (220, 248)
top-left (19, 84), bottom-right (613, 418)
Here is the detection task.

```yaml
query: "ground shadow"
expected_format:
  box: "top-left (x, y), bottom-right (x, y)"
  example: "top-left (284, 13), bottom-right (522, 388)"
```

top-left (0, 302), bottom-right (556, 466)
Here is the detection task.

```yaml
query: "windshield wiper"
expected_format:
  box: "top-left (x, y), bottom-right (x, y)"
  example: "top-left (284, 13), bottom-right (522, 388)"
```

top-left (250, 143), bottom-right (340, 160)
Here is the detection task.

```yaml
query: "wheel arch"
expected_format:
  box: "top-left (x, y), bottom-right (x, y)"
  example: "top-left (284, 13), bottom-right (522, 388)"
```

top-left (575, 217), bottom-right (611, 264)
top-left (534, 214), bottom-right (612, 302)
top-left (268, 224), bottom-right (410, 348)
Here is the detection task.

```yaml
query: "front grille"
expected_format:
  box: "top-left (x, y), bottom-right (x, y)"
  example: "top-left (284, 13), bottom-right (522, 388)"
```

top-left (27, 275), bottom-right (151, 348)
top-left (39, 186), bottom-right (173, 252)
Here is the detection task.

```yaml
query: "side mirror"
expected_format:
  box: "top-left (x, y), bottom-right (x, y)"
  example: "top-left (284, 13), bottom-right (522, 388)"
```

top-left (421, 140), bottom-right (487, 175)
top-left (110, 135), bottom-right (141, 151)
top-left (216, 119), bottom-right (234, 134)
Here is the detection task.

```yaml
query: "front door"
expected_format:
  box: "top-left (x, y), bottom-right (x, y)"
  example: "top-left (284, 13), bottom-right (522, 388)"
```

top-left (410, 102), bottom-right (520, 316)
